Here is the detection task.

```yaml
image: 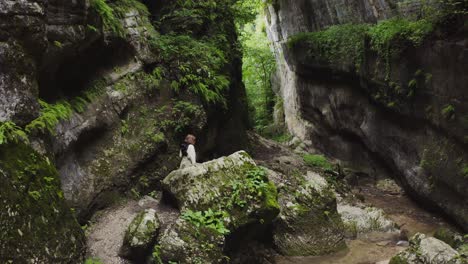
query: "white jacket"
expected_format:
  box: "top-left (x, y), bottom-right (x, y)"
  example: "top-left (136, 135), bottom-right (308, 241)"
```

top-left (180, 144), bottom-right (196, 168)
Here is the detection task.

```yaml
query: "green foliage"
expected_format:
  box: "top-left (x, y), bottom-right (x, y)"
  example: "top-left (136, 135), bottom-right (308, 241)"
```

top-left (84, 258), bottom-right (103, 264)
top-left (152, 245), bottom-right (163, 264)
top-left (303, 154), bottom-right (334, 171)
top-left (232, 0), bottom-right (263, 27)
top-left (441, 104), bottom-right (456, 119)
top-left (26, 100), bottom-right (73, 135)
top-left (240, 14), bottom-right (276, 131)
top-left (181, 209), bottom-right (230, 235)
top-left (150, 34), bottom-right (229, 105)
top-left (225, 166), bottom-right (279, 217)
top-left (0, 121), bottom-right (29, 145)
top-left (368, 18), bottom-right (433, 57)
top-left (288, 23), bottom-right (370, 69)
top-left (272, 132), bottom-right (293, 143)
top-left (90, 0), bottom-right (124, 36)
top-left (462, 164), bottom-right (468, 178)
top-left (171, 101), bottom-right (207, 133)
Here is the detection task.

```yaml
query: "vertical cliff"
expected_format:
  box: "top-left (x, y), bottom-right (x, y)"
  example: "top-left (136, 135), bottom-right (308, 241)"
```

top-left (265, 0), bottom-right (468, 230)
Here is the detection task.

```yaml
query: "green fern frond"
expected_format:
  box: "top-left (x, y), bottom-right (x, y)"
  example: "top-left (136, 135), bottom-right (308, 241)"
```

top-left (0, 121), bottom-right (29, 145)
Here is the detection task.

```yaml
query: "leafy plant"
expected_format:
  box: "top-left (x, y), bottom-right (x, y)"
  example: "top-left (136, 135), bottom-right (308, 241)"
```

top-left (0, 121), bottom-right (29, 145)
top-left (89, 0), bottom-right (124, 36)
top-left (150, 34), bottom-right (230, 105)
top-left (181, 209), bottom-right (230, 235)
top-left (26, 100), bottom-right (73, 135)
top-left (441, 104), bottom-right (456, 119)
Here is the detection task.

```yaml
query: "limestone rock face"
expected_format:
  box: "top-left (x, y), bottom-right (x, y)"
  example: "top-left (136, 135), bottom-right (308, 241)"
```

top-left (390, 233), bottom-right (466, 264)
top-left (120, 209), bottom-right (160, 259)
top-left (0, 143), bottom-right (86, 263)
top-left (266, 0), bottom-right (468, 230)
top-left (268, 169), bottom-right (346, 256)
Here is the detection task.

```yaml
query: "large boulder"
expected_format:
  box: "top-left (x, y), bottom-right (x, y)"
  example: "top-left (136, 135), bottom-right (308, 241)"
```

top-left (0, 143), bottom-right (86, 262)
top-left (120, 209), bottom-right (160, 260)
top-left (338, 203), bottom-right (398, 238)
top-left (156, 218), bottom-right (226, 264)
top-left (269, 169), bottom-right (346, 256)
top-left (158, 151), bottom-right (280, 263)
top-left (162, 151), bottom-right (280, 229)
top-left (390, 233), bottom-right (466, 264)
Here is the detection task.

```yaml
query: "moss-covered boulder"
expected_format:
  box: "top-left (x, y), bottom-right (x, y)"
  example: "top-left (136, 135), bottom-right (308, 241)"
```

top-left (156, 218), bottom-right (226, 264)
top-left (0, 143), bottom-right (86, 262)
top-left (269, 169), bottom-right (346, 256)
top-left (162, 151), bottom-right (280, 229)
top-left (390, 233), bottom-right (466, 264)
top-left (120, 209), bottom-right (160, 260)
top-left (158, 151), bottom-right (280, 263)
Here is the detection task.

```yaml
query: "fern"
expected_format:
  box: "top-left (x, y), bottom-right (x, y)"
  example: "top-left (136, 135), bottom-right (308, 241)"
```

top-left (90, 0), bottom-right (124, 36)
top-left (26, 100), bottom-right (73, 135)
top-left (0, 121), bottom-right (29, 145)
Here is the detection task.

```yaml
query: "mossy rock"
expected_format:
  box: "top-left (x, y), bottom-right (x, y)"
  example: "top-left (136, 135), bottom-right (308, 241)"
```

top-left (120, 209), bottom-right (160, 260)
top-left (0, 143), bottom-right (86, 262)
top-left (157, 218), bottom-right (226, 264)
top-left (162, 151), bottom-right (280, 230)
top-left (390, 233), bottom-right (464, 264)
top-left (270, 170), bottom-right (346, 256)
top-left (434, 228), bottom-right (465, 249)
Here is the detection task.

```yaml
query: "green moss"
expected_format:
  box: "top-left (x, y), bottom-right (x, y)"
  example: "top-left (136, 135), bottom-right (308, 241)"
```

top-left (462, 164), bottom-right (468, 178)
top-left (85, 258), bottom-right (103, 264)
top-left (260, 181), bottom-right (281, 222)
top-left (0, 143), bottom-right (85, 262)
top-left (288, 23), bottom-right (369, 69)
top-left (441, 104), bottom-right (456, 119)
top-left (389, 255), bottom-right (409, 264)
top-left (303, 154), bottom-right (334, 171)
top-left (434, 228), bottom-right (465, 248)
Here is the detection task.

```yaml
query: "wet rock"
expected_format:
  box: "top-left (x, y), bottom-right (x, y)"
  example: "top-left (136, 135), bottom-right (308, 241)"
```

top-left (390, 233), bottom-right (465, 264)
top-left (338, 203), bottom-right (398, 238)
top-left (269, 169), bottom-right (346, 256)
top-left (120, 209), bottom-right (160, 260)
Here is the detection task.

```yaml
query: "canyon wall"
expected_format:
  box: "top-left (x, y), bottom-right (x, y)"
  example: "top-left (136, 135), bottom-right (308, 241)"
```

top-left (265, 0), bottom-right (468, 230)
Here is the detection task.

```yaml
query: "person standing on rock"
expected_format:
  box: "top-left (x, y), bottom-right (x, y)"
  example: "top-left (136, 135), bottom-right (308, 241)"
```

top-left (180, 134), bottom-right (197, 168)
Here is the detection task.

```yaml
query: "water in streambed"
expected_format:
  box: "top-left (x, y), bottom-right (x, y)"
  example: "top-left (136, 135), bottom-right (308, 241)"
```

top-left (275, 178), bottom-right (454, 264)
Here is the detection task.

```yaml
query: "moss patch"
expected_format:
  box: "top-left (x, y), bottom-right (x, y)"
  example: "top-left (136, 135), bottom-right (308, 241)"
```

top-left (0, 143), bottom-right (86, 262)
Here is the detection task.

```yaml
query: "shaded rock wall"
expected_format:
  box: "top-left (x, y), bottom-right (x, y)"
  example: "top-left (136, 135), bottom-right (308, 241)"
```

top-left (265, 0), bottom-right (468, 230)
top-left (0, 0), bottom-right (249, 260)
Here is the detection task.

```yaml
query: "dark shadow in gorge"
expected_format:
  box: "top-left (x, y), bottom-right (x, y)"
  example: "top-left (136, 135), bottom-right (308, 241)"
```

top-left (38, 38), bottom-right (136, 102)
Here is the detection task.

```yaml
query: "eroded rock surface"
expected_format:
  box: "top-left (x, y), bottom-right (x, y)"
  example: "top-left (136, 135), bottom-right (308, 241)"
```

top-left (265, 0), bottom-right (468, 230)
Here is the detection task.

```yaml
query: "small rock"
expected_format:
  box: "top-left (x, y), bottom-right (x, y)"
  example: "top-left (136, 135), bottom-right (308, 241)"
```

top-left (396, 240), bottom-right (410, 247)
top-left (120, 209), bottom-right (160, 260)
